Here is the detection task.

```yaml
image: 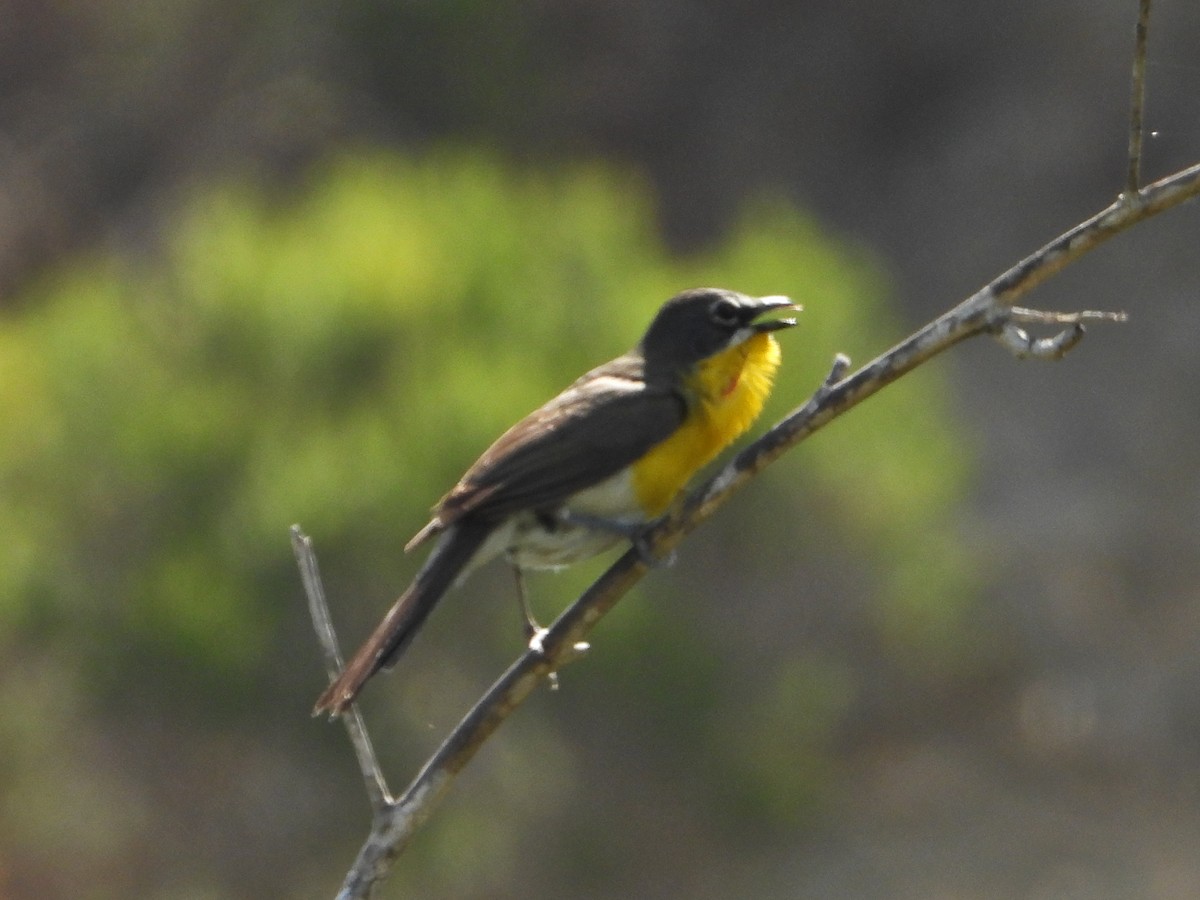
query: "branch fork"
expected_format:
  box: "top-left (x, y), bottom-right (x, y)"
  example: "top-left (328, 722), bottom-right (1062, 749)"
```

top-left (993, 306), bottom-right (1128, 361)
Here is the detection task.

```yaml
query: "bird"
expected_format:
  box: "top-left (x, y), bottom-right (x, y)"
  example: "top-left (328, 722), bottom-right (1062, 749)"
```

top-left (314, 287), bottom-right (798, 716)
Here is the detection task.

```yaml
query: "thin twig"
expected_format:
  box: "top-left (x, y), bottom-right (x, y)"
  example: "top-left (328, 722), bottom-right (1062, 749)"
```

top-left (291, 526), bottom-right (392, 809)
top-left (1126, 0), bottom-right (1153, 195)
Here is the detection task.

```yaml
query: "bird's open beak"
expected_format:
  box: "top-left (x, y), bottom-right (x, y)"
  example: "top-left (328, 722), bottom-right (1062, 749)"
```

top-left (750, 295), bottom-right (801, 332)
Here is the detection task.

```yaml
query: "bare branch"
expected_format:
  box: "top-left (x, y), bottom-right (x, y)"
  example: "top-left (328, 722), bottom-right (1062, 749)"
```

top-left (1127, 0), bottom-right (1153, 194)
top-left (291, 526), bottom-right (392, 810)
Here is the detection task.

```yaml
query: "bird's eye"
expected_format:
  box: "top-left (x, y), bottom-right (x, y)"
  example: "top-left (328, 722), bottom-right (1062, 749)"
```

top-left (708, 297), bottom-right (740, 327)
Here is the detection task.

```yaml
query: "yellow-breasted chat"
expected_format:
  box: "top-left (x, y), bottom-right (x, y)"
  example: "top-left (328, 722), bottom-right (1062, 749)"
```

top-left (314, 287), bottom-right (798, 716)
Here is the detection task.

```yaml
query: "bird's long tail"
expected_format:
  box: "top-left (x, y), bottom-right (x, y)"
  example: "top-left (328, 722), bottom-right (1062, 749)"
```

top-left (312, 520), bottom-right (493, 717)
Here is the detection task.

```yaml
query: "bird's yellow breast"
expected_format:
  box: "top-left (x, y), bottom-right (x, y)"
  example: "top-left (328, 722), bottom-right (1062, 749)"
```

top-left (631, 332), bottom-right (782, 516)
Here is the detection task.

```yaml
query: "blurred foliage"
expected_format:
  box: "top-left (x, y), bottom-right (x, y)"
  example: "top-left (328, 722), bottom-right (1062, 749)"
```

top-left (0, 148), bottom-right (974, 897)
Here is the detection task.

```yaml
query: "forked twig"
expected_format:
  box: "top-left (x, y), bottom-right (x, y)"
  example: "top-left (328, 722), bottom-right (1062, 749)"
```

top-left (291, 527), bottom-right (391, 810)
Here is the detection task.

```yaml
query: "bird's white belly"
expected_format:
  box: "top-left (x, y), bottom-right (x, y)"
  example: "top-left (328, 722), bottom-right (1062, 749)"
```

top-left (506, 517), bottom-right (625, 570)
top-left (509, 468), bottom-right (646, 570)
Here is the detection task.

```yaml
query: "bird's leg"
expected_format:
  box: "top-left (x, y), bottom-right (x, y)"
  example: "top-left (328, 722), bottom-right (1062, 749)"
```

top-left (512, 564), bottom-right (572, 690)
top-left (510, 564), bottom-right (549, 653)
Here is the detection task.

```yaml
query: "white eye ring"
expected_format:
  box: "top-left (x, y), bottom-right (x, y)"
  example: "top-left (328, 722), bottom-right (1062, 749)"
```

top-left (709, 298), bottom-right (740, 326)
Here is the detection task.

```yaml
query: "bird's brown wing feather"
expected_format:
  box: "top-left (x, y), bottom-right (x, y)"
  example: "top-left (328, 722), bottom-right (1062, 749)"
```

top-left (421, 355), bottom-right (685, 533)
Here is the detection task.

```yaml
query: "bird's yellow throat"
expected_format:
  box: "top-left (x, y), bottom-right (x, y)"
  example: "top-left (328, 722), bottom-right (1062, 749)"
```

top-left (632, 331), bottom-right (783, 516)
